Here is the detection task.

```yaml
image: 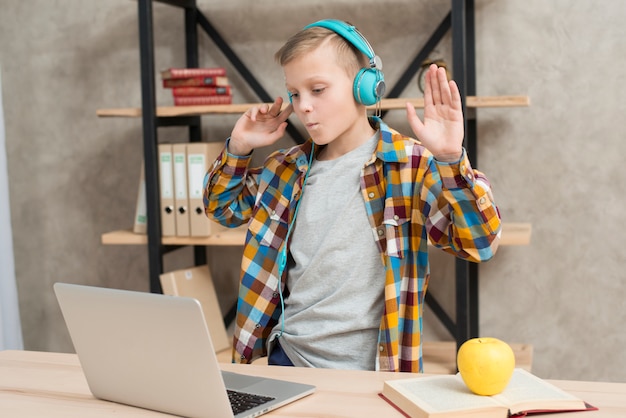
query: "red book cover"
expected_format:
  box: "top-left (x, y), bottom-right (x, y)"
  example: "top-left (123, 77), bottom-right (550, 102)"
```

top-left (171, 86), bottom-right (232, 97)
top-left (161, 67), bottom-right (226, 79)
top-left (173, 95), bottom-right (233, 106)
top-left (162, 76), bottom-right (230, 88)
top-left (379, 393), bottom-right (598, 418)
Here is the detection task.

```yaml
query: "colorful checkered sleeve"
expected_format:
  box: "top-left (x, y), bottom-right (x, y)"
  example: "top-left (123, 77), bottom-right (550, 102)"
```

top-left (424, 150), bottom-right (501, 261)
top-left (203, 140), bottom-right (258, 228)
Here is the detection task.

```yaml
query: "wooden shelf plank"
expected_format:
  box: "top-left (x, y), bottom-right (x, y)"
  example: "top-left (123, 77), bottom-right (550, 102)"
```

top-left (96, 95), bottom-right (530, 118)
top-left (96, 104), bottom-right (254, 117)
top-left (500, 222), bottom-right (532, 246)
top-left (101, 222), bottom-right (530, 247)
top-left (101, 228), bottom-right (247, 246)
top-left (377, 95), bottom-right (530, 110)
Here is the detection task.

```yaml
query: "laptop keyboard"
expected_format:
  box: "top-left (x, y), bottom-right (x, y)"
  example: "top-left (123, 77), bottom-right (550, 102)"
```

top-left (227, 389), bottom-right (275, 415)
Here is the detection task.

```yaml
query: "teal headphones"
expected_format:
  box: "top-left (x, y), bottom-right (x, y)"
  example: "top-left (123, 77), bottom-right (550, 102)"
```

top-left (302, 19), bottom-right (386, 106)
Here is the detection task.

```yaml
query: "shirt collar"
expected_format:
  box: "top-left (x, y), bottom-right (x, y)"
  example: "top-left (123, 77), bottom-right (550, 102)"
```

top-left (285, 116), bottom-right (408, 168)
top-left (284, 139), bottom-right (315, 172)
top-left (371, 116), bottom-right (408, 163)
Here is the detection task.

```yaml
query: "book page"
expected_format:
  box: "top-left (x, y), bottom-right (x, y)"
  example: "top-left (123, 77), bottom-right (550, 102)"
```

top-left (493, 369), bottom-right (586, 413)
top-left (389, 375), bottom-right (504, 413)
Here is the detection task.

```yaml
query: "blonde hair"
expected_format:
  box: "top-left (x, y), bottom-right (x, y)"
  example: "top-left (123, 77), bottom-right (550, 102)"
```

top-left (275, 25), bottom-right (369, 78)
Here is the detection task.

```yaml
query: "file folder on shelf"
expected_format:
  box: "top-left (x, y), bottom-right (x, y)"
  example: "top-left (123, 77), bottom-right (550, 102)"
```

top-left (133, 161), bottom-right (147, 234)
top-left (158, 144), bottom-right (176, 236)
top-left (186, 142), bottom-right (227, 236)
top-left (172, 143), bottom-right (190, 236)
top-left (159, 265), bottom-right (230, 354)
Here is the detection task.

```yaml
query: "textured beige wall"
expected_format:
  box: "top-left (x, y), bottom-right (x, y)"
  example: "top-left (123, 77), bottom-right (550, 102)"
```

top-left (1, 0), bottom-right (624, 382)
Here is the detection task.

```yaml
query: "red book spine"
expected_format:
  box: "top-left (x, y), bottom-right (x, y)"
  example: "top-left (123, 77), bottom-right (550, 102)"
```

top-left (173, 95), bottom-right (233, 106)
top-left (171, 86), bottom-right (232, 97)
top-left (161, 67), bottom-right (226, 79)
top-left (162, 76), bottom-right (229, 88)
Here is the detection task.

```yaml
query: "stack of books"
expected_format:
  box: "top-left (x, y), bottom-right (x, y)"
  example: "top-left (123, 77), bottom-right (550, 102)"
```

top-left (161, 67), bottom-right (233, 106)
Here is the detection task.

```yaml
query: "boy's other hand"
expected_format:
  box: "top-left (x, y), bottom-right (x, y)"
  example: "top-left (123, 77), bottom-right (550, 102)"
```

top-left (229, 97), bottom-right (293, 156)
top-left (405, 64), bottom-right (464, 162)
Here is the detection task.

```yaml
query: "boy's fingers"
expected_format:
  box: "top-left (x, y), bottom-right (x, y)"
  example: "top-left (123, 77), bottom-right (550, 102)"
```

top-left (268, 97), bottom-right (283, 116)
top-left (405, 102), bottom-right (424, 134)
top-left (437, 67), bottom-right (452, 104)
top-left (429, 65), bottom-right (442, 105)
top-left (277, 103), bottom-right (293, 123)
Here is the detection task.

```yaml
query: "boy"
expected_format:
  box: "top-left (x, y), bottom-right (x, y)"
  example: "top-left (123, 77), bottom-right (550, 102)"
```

top-left (203, 20), bottom-right (500, 372)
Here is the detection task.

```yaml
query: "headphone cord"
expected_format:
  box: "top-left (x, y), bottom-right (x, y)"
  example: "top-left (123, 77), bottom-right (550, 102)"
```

top-left (276, 143), bottom-right (315, 339)
top-left (375, 99), bottom-right (382, 118)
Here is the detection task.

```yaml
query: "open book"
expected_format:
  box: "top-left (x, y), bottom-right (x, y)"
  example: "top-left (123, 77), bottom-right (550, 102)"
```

top-left (381, 368), bottom-right (595, 418)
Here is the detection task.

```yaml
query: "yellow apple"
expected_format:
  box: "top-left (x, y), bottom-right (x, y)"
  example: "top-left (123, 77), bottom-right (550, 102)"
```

top-left (456, 337), bottom-right (515, 396)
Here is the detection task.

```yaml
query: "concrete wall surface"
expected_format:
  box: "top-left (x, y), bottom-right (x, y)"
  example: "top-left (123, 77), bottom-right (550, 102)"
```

top-left (1, 0), bottom-right (624, 382)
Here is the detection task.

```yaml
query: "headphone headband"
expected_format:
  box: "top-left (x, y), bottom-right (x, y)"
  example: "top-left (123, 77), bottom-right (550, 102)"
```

top-left (304, 19), bottom-right (377, 65)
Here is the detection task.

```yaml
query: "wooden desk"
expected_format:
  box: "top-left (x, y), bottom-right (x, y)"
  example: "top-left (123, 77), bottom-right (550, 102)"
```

top-left (1, 350), bottom-right (624, 417)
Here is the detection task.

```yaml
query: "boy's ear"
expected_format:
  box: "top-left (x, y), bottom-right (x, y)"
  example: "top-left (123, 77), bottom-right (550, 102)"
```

top-left (354, 68), bottom-right (386, 107)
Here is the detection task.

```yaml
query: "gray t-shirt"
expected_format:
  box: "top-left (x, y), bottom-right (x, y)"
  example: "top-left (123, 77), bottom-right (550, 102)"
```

top-left (270, 133), bottom-right (385, 370)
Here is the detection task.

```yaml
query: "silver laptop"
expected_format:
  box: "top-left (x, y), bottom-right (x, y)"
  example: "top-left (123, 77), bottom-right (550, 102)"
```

top-left (54, 282), bottom-right (315, 418)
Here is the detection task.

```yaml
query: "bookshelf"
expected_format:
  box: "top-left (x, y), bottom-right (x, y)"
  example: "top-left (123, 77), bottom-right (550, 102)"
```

top-left (100, 0), bottom-right (531, 350)
top-left (99, 97), bottom-right (531, 248)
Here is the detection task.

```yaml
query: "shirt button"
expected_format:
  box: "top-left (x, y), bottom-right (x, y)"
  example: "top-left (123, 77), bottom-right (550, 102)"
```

top-left (393, 215), bottom-right (400, 221)
top-left (377, 228), bottom-right (384, 236)
top-left (272, 292), bottom-right (279, 299)
top-left (460, 165), bottom-right (466, 174)
top-left (368, 192), bottom-right (375, 198)
top-left (379, 345), bottom-right (385, 352)
top-left (479, 197), bottom-right (486, 205)
top-left (255, 323), bottom-right (261, 329)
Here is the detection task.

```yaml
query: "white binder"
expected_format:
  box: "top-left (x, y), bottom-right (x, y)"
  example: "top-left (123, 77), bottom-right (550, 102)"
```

top-left (186, 142), bottom-right (227, 236)
top-left (158, 144), bottom-right (176, 236)
top-left (172, 143), bottom-right (190, 236)
top-left (132, 161), bottom-right (147, 234)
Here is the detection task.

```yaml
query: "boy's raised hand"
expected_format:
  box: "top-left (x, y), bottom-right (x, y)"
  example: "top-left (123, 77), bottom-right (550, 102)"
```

top-left (405, 64), bottom-right (464, 162)
top-left (228, 97), bottom-right (293, 156)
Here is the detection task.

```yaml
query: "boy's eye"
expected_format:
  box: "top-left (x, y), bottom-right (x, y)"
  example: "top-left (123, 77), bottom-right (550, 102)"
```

top-left (287, 87), bottom-right (325, 102)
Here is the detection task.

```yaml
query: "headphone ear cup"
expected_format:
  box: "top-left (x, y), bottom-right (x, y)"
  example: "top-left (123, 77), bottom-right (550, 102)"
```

top-left (353, 68), bottom-right (385, 106)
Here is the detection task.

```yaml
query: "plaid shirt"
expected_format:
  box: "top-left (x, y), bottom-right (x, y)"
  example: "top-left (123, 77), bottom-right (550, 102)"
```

top-left (204, 117), bottom-right (501, 372)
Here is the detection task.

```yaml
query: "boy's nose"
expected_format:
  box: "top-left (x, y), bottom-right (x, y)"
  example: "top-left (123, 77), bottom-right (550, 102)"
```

top-left (297, 96), bottom-right (313, 113)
